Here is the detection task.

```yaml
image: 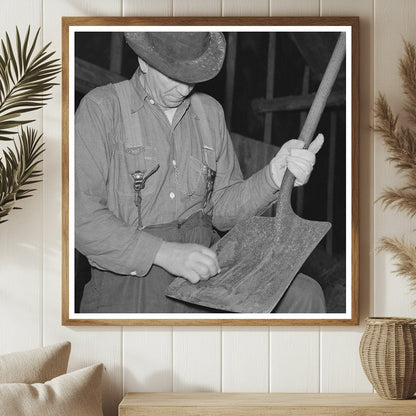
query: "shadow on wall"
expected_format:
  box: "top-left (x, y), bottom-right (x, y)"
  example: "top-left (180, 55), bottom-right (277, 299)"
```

top-left (123, 368), bottom-right (217, 394)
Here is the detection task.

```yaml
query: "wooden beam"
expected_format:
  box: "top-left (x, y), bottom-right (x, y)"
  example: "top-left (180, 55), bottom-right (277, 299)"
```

top-left (75, 57), bottom-right (126, 95)
top-left (326, 110), bottom-right (337, 256)
top-left (295, 65), bottom-right (310, 217)
top-left (109, 32), bottom-right (124, 74)
top-left (224, 33), bottom-right (238, 129)
top-left (264, 33), bottom-right (276, 144)
top-left (230, 132), bottom-right (279, 179)
top-left (252, 90), bottom-right (345, 114)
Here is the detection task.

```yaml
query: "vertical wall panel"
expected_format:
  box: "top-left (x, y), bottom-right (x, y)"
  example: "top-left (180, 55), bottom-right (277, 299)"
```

top-left (268, 0), bottom-right (322, 394)
top-left (124, 0), bottom-right (172, 16)
top-left (122, 0), bottom-right (176, 409)
top-left (0, 0), bottom-right (43, 355)
top-left (222, 327), bottom-right (269, 392)
top-left (270, 0), bottom-right (320, 15)
top-left (173, 327), bottom-right (221, 392)
top-left (320, 328), bottom-right (373, 392)
top-left (320, 0), bottom-right (374, 393)
top-left (270, 328), bottom-right (320, 392)
top-left (222, 0), bottom-right (269, 16)
top-left (42, 1), bottom-right (123, 415)
top-left (374, 0), bottom-right (416, 317)
top-left (173, 0), bottom-right (221, 16)
top-left (124, 328), bottom-right (173, 393)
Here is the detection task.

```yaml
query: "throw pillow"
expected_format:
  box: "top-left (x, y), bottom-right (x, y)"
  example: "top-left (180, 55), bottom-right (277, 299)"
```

top-left (0, 341), bottom-right (71, 384)
top-left (0, 363), bottom-right (104, 416)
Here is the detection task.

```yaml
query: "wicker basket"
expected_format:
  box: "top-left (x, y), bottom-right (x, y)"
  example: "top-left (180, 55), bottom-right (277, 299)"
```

top-left (359, 317), bottom-right (416, 399)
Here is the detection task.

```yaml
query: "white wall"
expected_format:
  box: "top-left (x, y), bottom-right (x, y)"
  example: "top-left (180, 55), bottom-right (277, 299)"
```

top-left (1, 0), bottom-right (416, 415)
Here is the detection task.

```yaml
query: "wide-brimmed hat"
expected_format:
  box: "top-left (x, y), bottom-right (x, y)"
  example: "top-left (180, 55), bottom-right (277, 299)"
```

top-left (124, 32), bottom-right (226, 84)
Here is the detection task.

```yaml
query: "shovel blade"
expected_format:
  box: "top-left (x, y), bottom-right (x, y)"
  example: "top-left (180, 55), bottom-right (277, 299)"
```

top-left (166, 213), bottom-right (331, 313)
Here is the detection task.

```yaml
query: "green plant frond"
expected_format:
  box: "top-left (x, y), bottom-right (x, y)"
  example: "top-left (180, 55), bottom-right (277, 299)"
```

top-left (378, 236), bottom-right (416, 296)
top-left (0, 26), bottom-right (60, 141)
top-left (0, 126), bottom-right (44, 221)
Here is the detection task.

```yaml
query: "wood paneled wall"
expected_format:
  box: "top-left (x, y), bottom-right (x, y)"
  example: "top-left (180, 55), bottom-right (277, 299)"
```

top-left (1, 1), bottom-right (416, 415)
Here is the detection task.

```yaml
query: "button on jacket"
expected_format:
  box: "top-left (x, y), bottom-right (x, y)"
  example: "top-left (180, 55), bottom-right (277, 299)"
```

top-left (75, 69), bottom-right (279, 277)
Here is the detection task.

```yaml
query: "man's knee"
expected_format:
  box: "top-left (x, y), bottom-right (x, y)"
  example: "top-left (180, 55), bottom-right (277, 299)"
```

top-left (273, 273), bottom-right (326, 313)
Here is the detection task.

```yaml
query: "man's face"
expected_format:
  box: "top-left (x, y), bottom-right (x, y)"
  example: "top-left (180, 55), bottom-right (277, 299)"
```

top-left (140, 59), bottom-right (195, 109)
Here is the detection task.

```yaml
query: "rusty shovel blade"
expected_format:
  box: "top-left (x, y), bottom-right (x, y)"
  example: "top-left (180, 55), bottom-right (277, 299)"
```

top-left (166, 211), bottom-right (331, 312)
top-left (166, 33), bottom-right (345, 312)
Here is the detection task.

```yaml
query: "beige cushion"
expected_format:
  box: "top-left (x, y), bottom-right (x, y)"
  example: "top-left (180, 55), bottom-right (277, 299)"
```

top-left (0, 363), bottom-right (104, 416)
top-left (0, 342), bottom-right (71, 384)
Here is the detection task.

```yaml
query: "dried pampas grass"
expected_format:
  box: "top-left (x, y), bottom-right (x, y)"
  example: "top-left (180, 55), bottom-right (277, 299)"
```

top-left (376, 40), bottom-right (416, 297)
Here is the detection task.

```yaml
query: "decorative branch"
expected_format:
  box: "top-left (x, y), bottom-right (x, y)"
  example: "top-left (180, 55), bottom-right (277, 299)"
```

top-left (0, 27), bottom-right (59, 224)
top-left (0, 127), bottom-right (44, 223)
top-left (374, 94), bottom-right (416, 182)
top-left (375, 39), bottom-right (416, 295)
top-left (400, 40), bottom-right (416, 127)
top-left (378, 187), bottom-right (416, 218)
top-left (0, 27), bottom-right (60, 141)
top-left (378, 237), bottom-right (416, 297)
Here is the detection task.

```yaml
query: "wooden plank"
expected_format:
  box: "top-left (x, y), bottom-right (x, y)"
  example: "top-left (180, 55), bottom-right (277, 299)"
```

top-left (252, 91), bottom-right (345, 113)
top-left (289, 33), bottom-right (345, 85)
top-left (110, 32), bottom-right (124, 74)
top-left (124, 328), bottom-right (173, 393)
top-left (264, 33), bottom-right (276, 144)
top-left (222, 0), bottom-right (269, 16)
top-left (75, 57), bottom-right (126, 94)
top-left (373, 0), bottom-right (416, 316)
top-left (173, 327), bottom-right (221, 392)
top-left (270, 327), bottom-right (320, 392)
top-left (321, 0), bottom-right (374, 316)
top-left (222, 327), bottom-right (269, 392)
top-left (173, 0), bottom-right (221, 16)
top-left (295, 65), bottom-right (310, 217)
top-left (224, 32), bottom-right (237, 129)
top-left (43, 2), bottom-right (124, 416)
top-left (320, 0), bottom-right (374, 395)
top-left (119, 392), bottom-right (416, 415)
top-left (124, 0), bottom-right (173, 16)
top-left (0, 0), bottom-right (43, 355)
top-left (231, 133), bottom-right (279, 178)
top-left (325, 110), bottom-right (337, 255)
top-left (266, 0), bottom-right (321, 395)
top-left (270, 0), bottom-right (320, 16)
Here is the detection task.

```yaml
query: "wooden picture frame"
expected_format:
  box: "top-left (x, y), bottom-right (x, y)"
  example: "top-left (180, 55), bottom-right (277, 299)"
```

top-left (62, 16), bottom-right (359, 326)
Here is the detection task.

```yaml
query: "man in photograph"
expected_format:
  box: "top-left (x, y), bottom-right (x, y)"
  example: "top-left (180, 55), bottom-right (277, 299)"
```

top-left (75, 32), bottom-right (326, 313)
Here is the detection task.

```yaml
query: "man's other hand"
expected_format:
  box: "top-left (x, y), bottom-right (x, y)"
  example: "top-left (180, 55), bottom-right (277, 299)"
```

top-left (154, 242), bottom-right (220, 283)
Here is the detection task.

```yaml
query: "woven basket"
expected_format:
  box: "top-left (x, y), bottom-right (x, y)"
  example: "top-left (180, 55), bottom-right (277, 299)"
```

top-left (359, 317), bottom-right (416, 399)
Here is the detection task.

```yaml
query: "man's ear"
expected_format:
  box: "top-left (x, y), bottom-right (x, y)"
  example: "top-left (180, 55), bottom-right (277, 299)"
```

top-left (138, 57), bottom-right (148, 74)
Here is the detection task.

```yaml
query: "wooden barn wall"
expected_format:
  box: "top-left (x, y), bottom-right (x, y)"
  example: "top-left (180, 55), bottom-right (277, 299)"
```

top-left (1, 1), bottom-right (416, 415)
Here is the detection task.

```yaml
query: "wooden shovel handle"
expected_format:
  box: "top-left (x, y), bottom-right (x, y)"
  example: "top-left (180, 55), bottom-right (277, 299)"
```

top-left (277, 32), bottom-right (346, 211)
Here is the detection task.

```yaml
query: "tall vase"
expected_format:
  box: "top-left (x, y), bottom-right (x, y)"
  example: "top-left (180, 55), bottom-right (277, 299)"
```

top-left (359, 317), bottom-right (416, 399)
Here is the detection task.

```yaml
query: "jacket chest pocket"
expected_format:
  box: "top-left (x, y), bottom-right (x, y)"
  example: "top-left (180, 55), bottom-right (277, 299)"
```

top-left (115, 145), bottom-right (159, 197)
top-left (179, 155), bottom-right (208, 198)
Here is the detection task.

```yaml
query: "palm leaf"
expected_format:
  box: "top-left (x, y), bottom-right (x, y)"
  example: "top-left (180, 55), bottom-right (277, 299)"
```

top-left (0, 27), bottom-right (60, 141)
top-left (0, 127), bottom-right (45, 222)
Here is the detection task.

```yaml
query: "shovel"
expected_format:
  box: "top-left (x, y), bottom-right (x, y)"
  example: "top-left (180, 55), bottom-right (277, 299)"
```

top-left (166, 32), bottom-right (346, 313)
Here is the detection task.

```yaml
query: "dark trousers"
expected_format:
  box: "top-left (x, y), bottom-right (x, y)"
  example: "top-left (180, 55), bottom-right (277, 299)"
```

top-left (80, 212), bottom-right (326, 313)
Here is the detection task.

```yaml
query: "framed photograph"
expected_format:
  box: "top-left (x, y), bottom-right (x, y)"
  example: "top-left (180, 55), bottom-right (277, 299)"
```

top-left (62, 17), bottom-right (359, 326)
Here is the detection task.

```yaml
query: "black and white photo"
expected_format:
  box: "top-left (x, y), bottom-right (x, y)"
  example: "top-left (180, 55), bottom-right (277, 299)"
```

top-left (62, 17), bottom-right (359, 325)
